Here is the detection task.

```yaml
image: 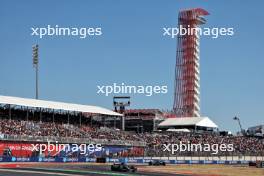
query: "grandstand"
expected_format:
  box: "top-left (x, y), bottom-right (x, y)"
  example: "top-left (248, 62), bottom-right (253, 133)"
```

top-left (0, 95), bottom-right (263, 161)
top-left (0, 95), bottom-right (145, 160)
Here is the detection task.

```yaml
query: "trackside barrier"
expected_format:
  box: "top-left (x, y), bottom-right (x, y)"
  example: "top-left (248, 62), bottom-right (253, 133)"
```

top-left (0, 157), bottom-right (254, 165)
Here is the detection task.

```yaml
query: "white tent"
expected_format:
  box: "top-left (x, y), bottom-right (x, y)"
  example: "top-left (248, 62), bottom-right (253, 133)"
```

top-left (0, 95), bottom-right (122, 116)
top-left (158, 117), bottom-right (218, 129)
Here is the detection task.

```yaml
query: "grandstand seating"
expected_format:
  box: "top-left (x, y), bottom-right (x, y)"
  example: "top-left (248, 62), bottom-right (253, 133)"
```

top-left (0, 108), bottom-right (264, 157)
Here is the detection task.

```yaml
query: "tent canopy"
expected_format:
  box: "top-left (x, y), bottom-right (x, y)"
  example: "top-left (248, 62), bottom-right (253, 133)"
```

top-left (0, 95), bottom-right (122, 116)
top-left (166, 128), bottom-right (191, 132)
top-left (158, 117), bottom-right (218, 128)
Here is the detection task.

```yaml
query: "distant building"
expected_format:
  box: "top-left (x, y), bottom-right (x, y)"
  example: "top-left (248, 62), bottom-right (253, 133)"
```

top-left (123, 109), bottom-right (165, 132)
top-left (248, 125), bottom-right (264, 137)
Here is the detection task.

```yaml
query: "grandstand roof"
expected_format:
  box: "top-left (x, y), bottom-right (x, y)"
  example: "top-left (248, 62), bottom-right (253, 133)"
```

top-left (0, 95), bottom-right (122, 116)
top-left (158, 117), bottom-right (218, 128)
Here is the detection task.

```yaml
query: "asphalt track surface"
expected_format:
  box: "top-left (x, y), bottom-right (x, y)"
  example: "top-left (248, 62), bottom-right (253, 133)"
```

top-left (0, 164), bottom-right (189, 176)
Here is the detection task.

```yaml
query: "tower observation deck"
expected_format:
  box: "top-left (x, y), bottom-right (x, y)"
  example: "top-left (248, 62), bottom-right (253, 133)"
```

top-left (173, 8), bottom-right (209, 117)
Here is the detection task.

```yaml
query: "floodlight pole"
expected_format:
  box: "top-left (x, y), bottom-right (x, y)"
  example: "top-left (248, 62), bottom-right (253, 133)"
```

top-left (36, 64), bottom-right (39, 99)
top-left (32, 44), bottom-right (39, 99)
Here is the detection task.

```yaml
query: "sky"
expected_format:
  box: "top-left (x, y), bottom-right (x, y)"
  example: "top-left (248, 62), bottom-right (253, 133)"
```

top-left (0, 0), bottom-right (263, 132)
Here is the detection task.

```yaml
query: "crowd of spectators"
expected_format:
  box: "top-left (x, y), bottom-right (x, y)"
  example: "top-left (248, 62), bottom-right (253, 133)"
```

top-left (0, 118), bottom-right (264, 156)
top-left (140, 132), bottom-right (264, 156)
top-left (0, 119), bottom-right (81, 138)
top-left (0, 119), bottom-right (141, 142)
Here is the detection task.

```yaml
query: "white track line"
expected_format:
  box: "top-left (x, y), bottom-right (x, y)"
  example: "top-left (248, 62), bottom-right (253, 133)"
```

top-left (0, 169), bottom-right (84, 176)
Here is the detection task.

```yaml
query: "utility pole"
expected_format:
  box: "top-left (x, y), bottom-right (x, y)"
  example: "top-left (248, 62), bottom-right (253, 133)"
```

top-left (32, 44), bottom-right (39, 99)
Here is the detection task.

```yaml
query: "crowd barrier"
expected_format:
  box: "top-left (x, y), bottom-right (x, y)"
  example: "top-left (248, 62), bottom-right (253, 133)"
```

top-left (1, 156), bottom-right (261, 165)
